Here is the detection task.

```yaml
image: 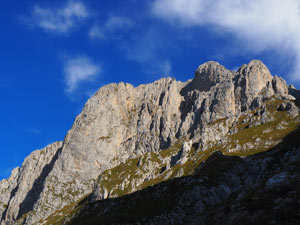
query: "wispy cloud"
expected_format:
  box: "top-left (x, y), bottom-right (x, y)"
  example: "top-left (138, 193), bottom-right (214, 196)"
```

top-left (152, 0), bottom-right (300, 80)
top-left (26, 0), bottom-right (89, 35)
top-left (159, 61), bottom-right (172, 77)
top-left (121, 28), bottom-right (172, 77)
top-left (89, 16), bottom-right (133, 40)
top-left (142, 60), bottom-right (172, 78)
top-left (28, 128), bottom-right (42, 135)
top-left (89, 16), bottom-right (171, 77)
top-left (105, 16), bottom-right (133, 32)
top-left (63, 56), bottom-right (101, 93)
top-left (89, 25), bottom-right (105, 39)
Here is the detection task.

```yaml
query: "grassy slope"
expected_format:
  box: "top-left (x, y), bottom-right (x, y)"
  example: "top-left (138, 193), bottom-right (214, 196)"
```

top-left (69, 136), bottom-right (300, 225)
top-left (39, 97), bottom-right (300, 225)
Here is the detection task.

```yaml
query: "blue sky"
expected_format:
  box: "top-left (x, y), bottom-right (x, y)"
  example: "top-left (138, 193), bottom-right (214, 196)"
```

top-left (1, 0), bottom-right (300, 180)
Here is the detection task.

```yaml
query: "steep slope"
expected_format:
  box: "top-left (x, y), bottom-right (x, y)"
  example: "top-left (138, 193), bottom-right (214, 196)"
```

top-left (39, 97), bottom-right (300, 225)
top-left (0, 60), bottom-right (299, 225)
top-left (0, 142), bottom-right (63, 223)
top-left (65, 135), bottom-right (300, 225)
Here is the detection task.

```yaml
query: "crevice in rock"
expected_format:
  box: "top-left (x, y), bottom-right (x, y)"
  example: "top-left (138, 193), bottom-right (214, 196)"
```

top-left (16, 146), bottom-right (63, 220)
top-left (159, 92), bottom-right (165, 106)
top-left (1, 185), bottom-right (19, 222)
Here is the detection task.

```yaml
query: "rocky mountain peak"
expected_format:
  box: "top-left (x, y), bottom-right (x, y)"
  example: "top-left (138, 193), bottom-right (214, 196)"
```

top-left (193, 61), bottom-right (233, 92)
top-left (1, 60), bottom-right (299, 225)
top-left (238, 60), bottom-right (273, 96)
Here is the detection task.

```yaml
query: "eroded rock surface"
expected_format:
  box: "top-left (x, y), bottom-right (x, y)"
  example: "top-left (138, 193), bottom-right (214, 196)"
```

top-left (0, 60), bottom-right (299, 225)
top-left (69, 146), bottom-right (300, 225)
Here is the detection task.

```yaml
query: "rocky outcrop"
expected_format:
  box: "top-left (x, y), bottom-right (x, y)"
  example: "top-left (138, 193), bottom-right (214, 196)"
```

top-left (0, 60), bottom-right (299, 225)
top-left (0, 141), bottom-right (62, 224)
top-left (68, 144), bottom-right (300, 225)
top-left (237, 60), bottom-right (273, 106)
top-left (0, 168), bottom-right (19, 220)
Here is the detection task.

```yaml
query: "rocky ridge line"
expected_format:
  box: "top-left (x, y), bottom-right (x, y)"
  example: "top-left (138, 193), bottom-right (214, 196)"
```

top-left (0, 60), bottom-right (299, 224)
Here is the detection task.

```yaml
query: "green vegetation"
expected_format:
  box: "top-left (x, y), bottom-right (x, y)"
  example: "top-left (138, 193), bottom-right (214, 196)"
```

top-left (98, 157), bottom-right (141, 197)
top-left (98, 136), bottom-right (111, 141)
top-left (0, 202), bottom-right (8, 209)
top-left (210, 117), bottom-right (227, 126)
top-left (35, 96), bottom-right (300, 225)
top-left (40, 194), bottom-right (89, 225)
top-left (159, 140), bottom-right (183, 158)
top-left (224, 98), bottom-right (300, 156)
top-left (139, 144), bottom-right (216, 190)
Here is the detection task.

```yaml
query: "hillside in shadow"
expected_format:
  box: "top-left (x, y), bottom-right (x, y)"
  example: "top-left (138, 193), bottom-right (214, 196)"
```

top-left (65, 126), bottom-right (300, 225)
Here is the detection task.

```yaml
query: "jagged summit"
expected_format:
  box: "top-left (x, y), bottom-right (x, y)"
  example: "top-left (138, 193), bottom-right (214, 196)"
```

top-left (1, 60), bottom-right (300, 225)
top-left (238, 59), bottom-right (270, 72)
top-left (193, 61), bottom-right (233, 92)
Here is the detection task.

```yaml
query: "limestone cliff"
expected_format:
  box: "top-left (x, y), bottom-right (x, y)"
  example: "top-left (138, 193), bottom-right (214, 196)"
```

top-left (0, 60), bottom-right (299, 225)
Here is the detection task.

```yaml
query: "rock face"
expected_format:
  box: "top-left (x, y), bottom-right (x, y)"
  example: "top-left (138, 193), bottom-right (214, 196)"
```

top-left (0, 60), bottom-right (299, 225)
top-left (0, 142), bottom-right (62, 223)
top-left (69, 145), bottom-right (300, 225)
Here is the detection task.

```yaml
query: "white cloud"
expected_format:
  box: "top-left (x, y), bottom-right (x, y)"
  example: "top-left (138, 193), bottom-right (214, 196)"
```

top-left (143, 60), bottom-right (172, 77)
top-left (63, 56), bottom-right (100, 93)
top-left (152, 0), bottom-right (300, 79)
top-left (89, 16), bottom-right (133, 40)
top-left (159, 61), bottom-right (172, 76)
top-left (28, 0), bottom-right (89, 34)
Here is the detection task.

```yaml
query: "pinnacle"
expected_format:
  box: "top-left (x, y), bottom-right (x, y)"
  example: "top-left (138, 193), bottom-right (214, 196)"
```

top-left (238, 59), bottom-right (270, 73)
top-left (193, 60), bottom-right (233, 92)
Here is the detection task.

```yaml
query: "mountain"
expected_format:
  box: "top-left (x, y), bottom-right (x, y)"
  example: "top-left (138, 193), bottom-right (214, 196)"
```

top-left (1, 60), bottom-right (300, 225)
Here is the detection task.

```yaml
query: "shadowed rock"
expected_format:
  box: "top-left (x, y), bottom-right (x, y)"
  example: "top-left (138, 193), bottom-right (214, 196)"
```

top-left (1, 60), bottom-right (299, 225)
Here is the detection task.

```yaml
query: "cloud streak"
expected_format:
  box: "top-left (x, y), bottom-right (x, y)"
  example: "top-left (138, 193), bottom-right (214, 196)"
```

top-left (28, 128), bottom-right (42, 135)
top-left (153, 0), bottom-right (300, 80)
top-left (89, 25), bottom-right (105, 39)
top-left (63, 56), bottom-right (100, 93)
top-left (27, 0), bottom-right (89, 34)
top-left (89, 16), bottom-right (133, 40)
top-left (121, 28), bottom-right (172, 77)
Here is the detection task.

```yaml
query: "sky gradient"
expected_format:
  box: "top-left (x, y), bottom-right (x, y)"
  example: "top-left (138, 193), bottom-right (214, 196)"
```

top-left (1, 0), bottom-right (300, 179)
